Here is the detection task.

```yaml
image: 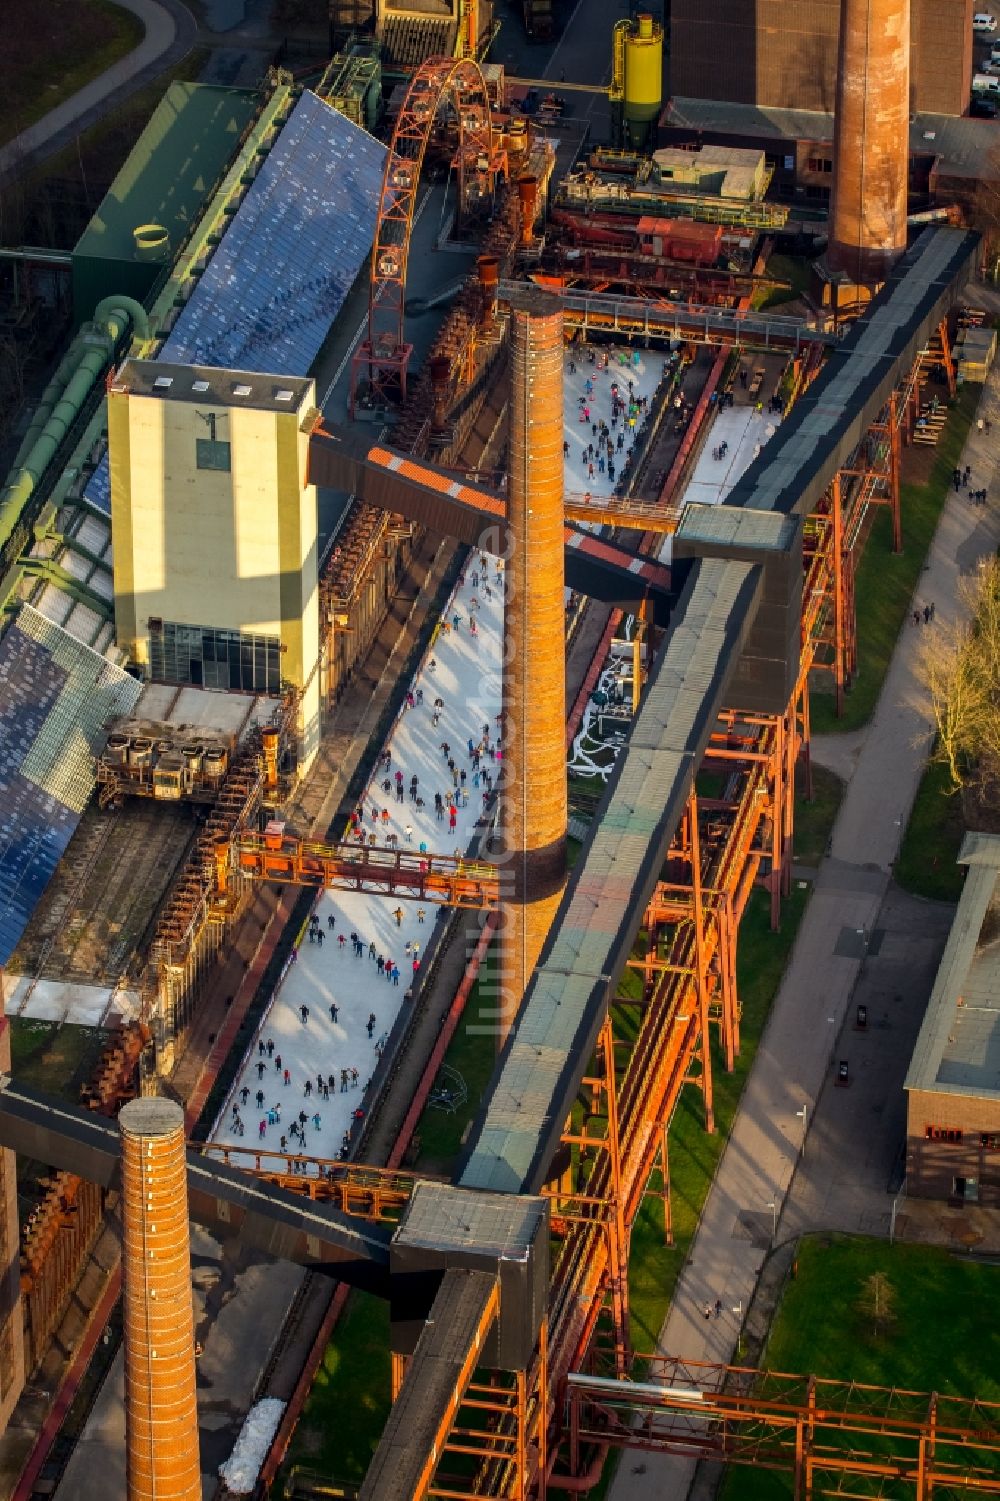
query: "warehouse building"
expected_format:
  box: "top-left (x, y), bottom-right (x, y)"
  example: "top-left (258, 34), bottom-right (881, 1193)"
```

top-left (905, 833), bottom-right (1000, 1206)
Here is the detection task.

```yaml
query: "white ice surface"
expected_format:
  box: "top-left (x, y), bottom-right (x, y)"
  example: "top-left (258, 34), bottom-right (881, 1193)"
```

top-left (211, 565), bottom-right (503, 1165)
top-left (563, 346), bottom-right (664, 501)
top-left (658, 404), bottom-right (781, 562)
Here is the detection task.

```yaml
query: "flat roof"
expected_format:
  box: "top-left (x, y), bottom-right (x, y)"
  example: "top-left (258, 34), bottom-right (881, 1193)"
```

top-left (113, 359), bottom-right (314, 414)
top-left (906, 832), bottom-right (1000, 1102)
top-left (660, 98), bottom-right (1000, 182)
top-left (73, 84), bottom-right (258, 264)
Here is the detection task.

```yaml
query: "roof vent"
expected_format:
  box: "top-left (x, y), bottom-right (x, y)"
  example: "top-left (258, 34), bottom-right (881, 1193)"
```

top-left (192, 379), bottom-right (210, 393)
top-left (275, 388), bottom-right (294, 402)
top-left (232, 382), bottom-right (253, 397)
top-left (153, 376), bottom-right (173, 389)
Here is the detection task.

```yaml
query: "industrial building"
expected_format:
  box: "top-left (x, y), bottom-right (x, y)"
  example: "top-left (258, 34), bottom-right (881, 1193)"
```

top-left (670, 0), bottom-right (973, 117)
top-left (905, 833), bottom-right (1000, 1206)
top-left (0, 0), bottom-right (997, 1496)
top-left (108, 362), bottom-right (321, 766)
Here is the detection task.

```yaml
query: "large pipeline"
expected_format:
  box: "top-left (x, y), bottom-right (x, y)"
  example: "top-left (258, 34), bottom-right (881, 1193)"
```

top-left (0, 294), bottom-right (149, 551)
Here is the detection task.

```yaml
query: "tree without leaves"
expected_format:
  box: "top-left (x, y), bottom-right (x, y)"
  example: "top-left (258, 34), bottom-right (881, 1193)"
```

top-left (919, 557), bottom-right (1000, 793)
top-left (856, 1270), bottom-right (898, 1337)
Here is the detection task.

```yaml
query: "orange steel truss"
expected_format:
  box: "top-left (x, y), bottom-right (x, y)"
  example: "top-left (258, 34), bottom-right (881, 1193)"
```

top-left (566, 1359), bottom-right (1000, 1500)
top-left (218, 828), bottom-right (500, 909)
top-left (190, 1144), bottom-right (422, 1222)
top-left (425, 1322), bottom-right (548, 1501)
top-left (352, 55), bottom-right (499, 413)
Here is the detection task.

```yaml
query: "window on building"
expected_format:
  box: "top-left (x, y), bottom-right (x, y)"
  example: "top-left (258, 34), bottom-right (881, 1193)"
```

top-left (981, 1133), bottom-right (1000, 1150)
top-left (149, 621), bottom-right (281, 694)
top-left (925, 1124), bottom-right (963, 1143)
top-left (196, 438), bottom-right (232, 472)
top-left (806, 156), bottom-right (833, 174)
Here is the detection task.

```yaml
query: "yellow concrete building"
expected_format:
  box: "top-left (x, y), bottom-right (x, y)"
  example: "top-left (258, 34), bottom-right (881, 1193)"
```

top-left (108, 360), bottom-right (321, 767)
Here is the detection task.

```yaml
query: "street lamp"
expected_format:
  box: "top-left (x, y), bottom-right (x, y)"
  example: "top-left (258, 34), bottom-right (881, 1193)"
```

top-left (768, 1200), bottom-right (777, 1241)
top-left (796, 1104), bottom-right (808, 1157)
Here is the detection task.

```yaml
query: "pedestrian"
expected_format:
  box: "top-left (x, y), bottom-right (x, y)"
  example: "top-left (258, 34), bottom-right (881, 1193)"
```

top-left (259, 1119), bottom-right (267, 1140)
top-left (266, 1037), bottom-right (275, 1057)
top-left (300, 1003), bottom-right (310, 1024)
top-left (417, 907), bottom-right (426, 923)
top-left (330, 1002), bottom-right (339, 1023)
top-left (351, 1067), bottom-right (359, 1087)
top-left (304, 1079), bottom-right (313, 1097)
top-left (929, 601), bottom-right (936, 620)
top-left (257, 1060), bottom-right (266, 1080)
top-left (256, 1089), bottom-right (265, 1109)
top-left (714, 1298), bottom-right (723, 1318)
top-left (283, 1068), bottom-right (290, 1085)
top-left (258, 1040), bottom-right (266, 1058)
top-left (275, 1053), bottom-right (282, 1072)
top-left (280, 1135), bottom-right (288, 1152)
top-left (327, 913), bottom-right (335, 930)
top-left (703, 1303), bottom-right (712, 1321)
top-left (393, 905), bottom-right (404, 928)
top-left (923, 604), bottom-right (931, 624)
top-left (341, 1068), bottom-right (349, 1093)
top-left (367, 1013), bottom-right (376, 1036)
top-left (338, 933), bottom-right (346, 949)
top-left (404, 824), bottom-right (413, 842)
top-left (377, 955), bottom-right (385, 975)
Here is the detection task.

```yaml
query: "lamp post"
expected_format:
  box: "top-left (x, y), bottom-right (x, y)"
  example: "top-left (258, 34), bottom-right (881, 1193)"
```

top-left (768, 1200), bottom-right (777, 1242)
top-left (796, 1103), bottom-right (808, 1157)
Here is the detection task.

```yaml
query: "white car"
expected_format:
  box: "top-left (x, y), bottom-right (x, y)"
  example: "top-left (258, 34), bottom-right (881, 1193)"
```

top-left (974, 11), bottom-right (997, 31)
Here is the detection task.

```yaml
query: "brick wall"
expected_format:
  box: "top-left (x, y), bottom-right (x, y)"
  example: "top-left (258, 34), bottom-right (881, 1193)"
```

top-left (671, 0), bottom-right (972, 117)
top-left (0, 1018), bottom-right (26, 1433)
top-left (906, 1086), bottom-right (1000, 1203)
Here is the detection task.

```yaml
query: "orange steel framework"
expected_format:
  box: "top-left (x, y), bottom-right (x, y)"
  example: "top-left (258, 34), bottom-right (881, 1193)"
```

top-left (351, 55), bottom-right (502, 413)
top-left (216, 828), bottom-right (500, 909)
top-left (566, 1359), bottom-right (1000, 1500)
top-left (345, 328), bottom-right (960, 1499)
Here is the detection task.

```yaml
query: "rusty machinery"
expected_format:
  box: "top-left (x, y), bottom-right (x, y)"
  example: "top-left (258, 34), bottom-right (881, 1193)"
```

top-left (351, 55), bottom-right (504, 413)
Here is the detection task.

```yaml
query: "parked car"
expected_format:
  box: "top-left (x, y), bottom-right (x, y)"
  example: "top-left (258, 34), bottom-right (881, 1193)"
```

top-left (973, 11), bottom-right (997, 31)
top-left (971, 95), bottom-right (999, 116)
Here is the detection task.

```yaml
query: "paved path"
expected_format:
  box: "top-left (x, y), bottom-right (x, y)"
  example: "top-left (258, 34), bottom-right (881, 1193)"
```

top-left (0, 0), bottom-right (196, 184)
top-left (608, 322), bottom-right (1000, 1501)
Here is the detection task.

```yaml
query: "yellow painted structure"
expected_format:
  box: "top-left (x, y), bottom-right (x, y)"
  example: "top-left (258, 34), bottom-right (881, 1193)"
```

top-left (623, 12), bottom-right (663, 149)
top-left (108, 359), bottom-right (321, 768)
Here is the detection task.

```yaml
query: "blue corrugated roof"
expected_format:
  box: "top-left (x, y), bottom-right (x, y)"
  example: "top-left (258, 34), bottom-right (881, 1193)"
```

top-left (0, 608), bottom-right (142, 967)
top-left (85, 91), bottom-right (386, 514)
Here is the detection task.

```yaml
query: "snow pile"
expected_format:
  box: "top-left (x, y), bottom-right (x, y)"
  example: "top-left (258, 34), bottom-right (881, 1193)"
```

top-left (218, 1397), bottom-right (286, 1494)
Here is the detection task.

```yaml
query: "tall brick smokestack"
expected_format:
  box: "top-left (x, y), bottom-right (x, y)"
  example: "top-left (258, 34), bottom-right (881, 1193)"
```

top-left (120, 1097), bottom-right (201, 1501)
top-left (828, 0), bottom-right (911, 283)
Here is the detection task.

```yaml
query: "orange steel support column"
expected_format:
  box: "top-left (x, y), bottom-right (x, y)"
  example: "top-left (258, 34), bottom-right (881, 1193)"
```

top-left (827, 0), bottom-right (910, 285)
top-left (497, 292), bottom-right (567, 1047)
top-left (832, 473), bottom-right (846, 718)
top-left (119, 1098), bottom-right (201, 1501)
top-left (689, 794), bottom-right (715, 1135)
top-left (889, 392), bottom-right (903, 554)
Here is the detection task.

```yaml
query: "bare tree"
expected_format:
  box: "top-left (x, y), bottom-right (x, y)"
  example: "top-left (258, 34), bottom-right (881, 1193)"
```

top-left (920, 557), bottom-right (1000, 791)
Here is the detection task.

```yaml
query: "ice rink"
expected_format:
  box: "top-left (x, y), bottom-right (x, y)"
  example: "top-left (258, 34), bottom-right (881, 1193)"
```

top-left (657, 403), bottom-right (782, 563)
top-left (212, 560), bottom-right (503, 1165)
top-left (563, 345), bottom-right (665, 500)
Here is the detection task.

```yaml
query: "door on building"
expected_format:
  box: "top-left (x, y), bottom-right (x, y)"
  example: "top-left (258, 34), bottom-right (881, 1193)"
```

top-left (953, 1176), bottom-right (979, 1202)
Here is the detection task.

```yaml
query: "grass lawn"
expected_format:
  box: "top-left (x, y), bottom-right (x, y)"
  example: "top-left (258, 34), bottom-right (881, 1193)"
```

top-left (280, 1291), bottom-right (391, 1489)
top-left (792, 763), bottom-right (842, 866)
top-left (9, 1016), bottom-right (111, 1101)
top-left (719, 1236), bottom-right (1000, 1501)
top-left (753, 254), bottom-right (812, 311)
top-left (1, 0), bottom-right (144, 148)
top-left (811, 384), bottom-right (981, 735)
top-left (895, 755), bottom-right (967, 903)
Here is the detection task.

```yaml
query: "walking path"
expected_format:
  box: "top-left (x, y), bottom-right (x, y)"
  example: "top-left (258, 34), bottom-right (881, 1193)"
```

top-left (609, 328), bottom-right (1000, 1500)
top-left (0, 0), bottom-right (196, 183)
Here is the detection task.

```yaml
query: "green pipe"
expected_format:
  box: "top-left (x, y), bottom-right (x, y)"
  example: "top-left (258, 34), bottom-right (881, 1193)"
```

top-left (10, 339), bottom-right (86, 471)
top-left (0, 294), bottom-right (150, 552)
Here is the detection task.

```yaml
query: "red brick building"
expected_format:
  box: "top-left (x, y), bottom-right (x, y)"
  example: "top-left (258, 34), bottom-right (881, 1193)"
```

top-left (905, 833), bottom-right (1000, 1205)
top-left (670, 0), bottom-right (974, 118)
